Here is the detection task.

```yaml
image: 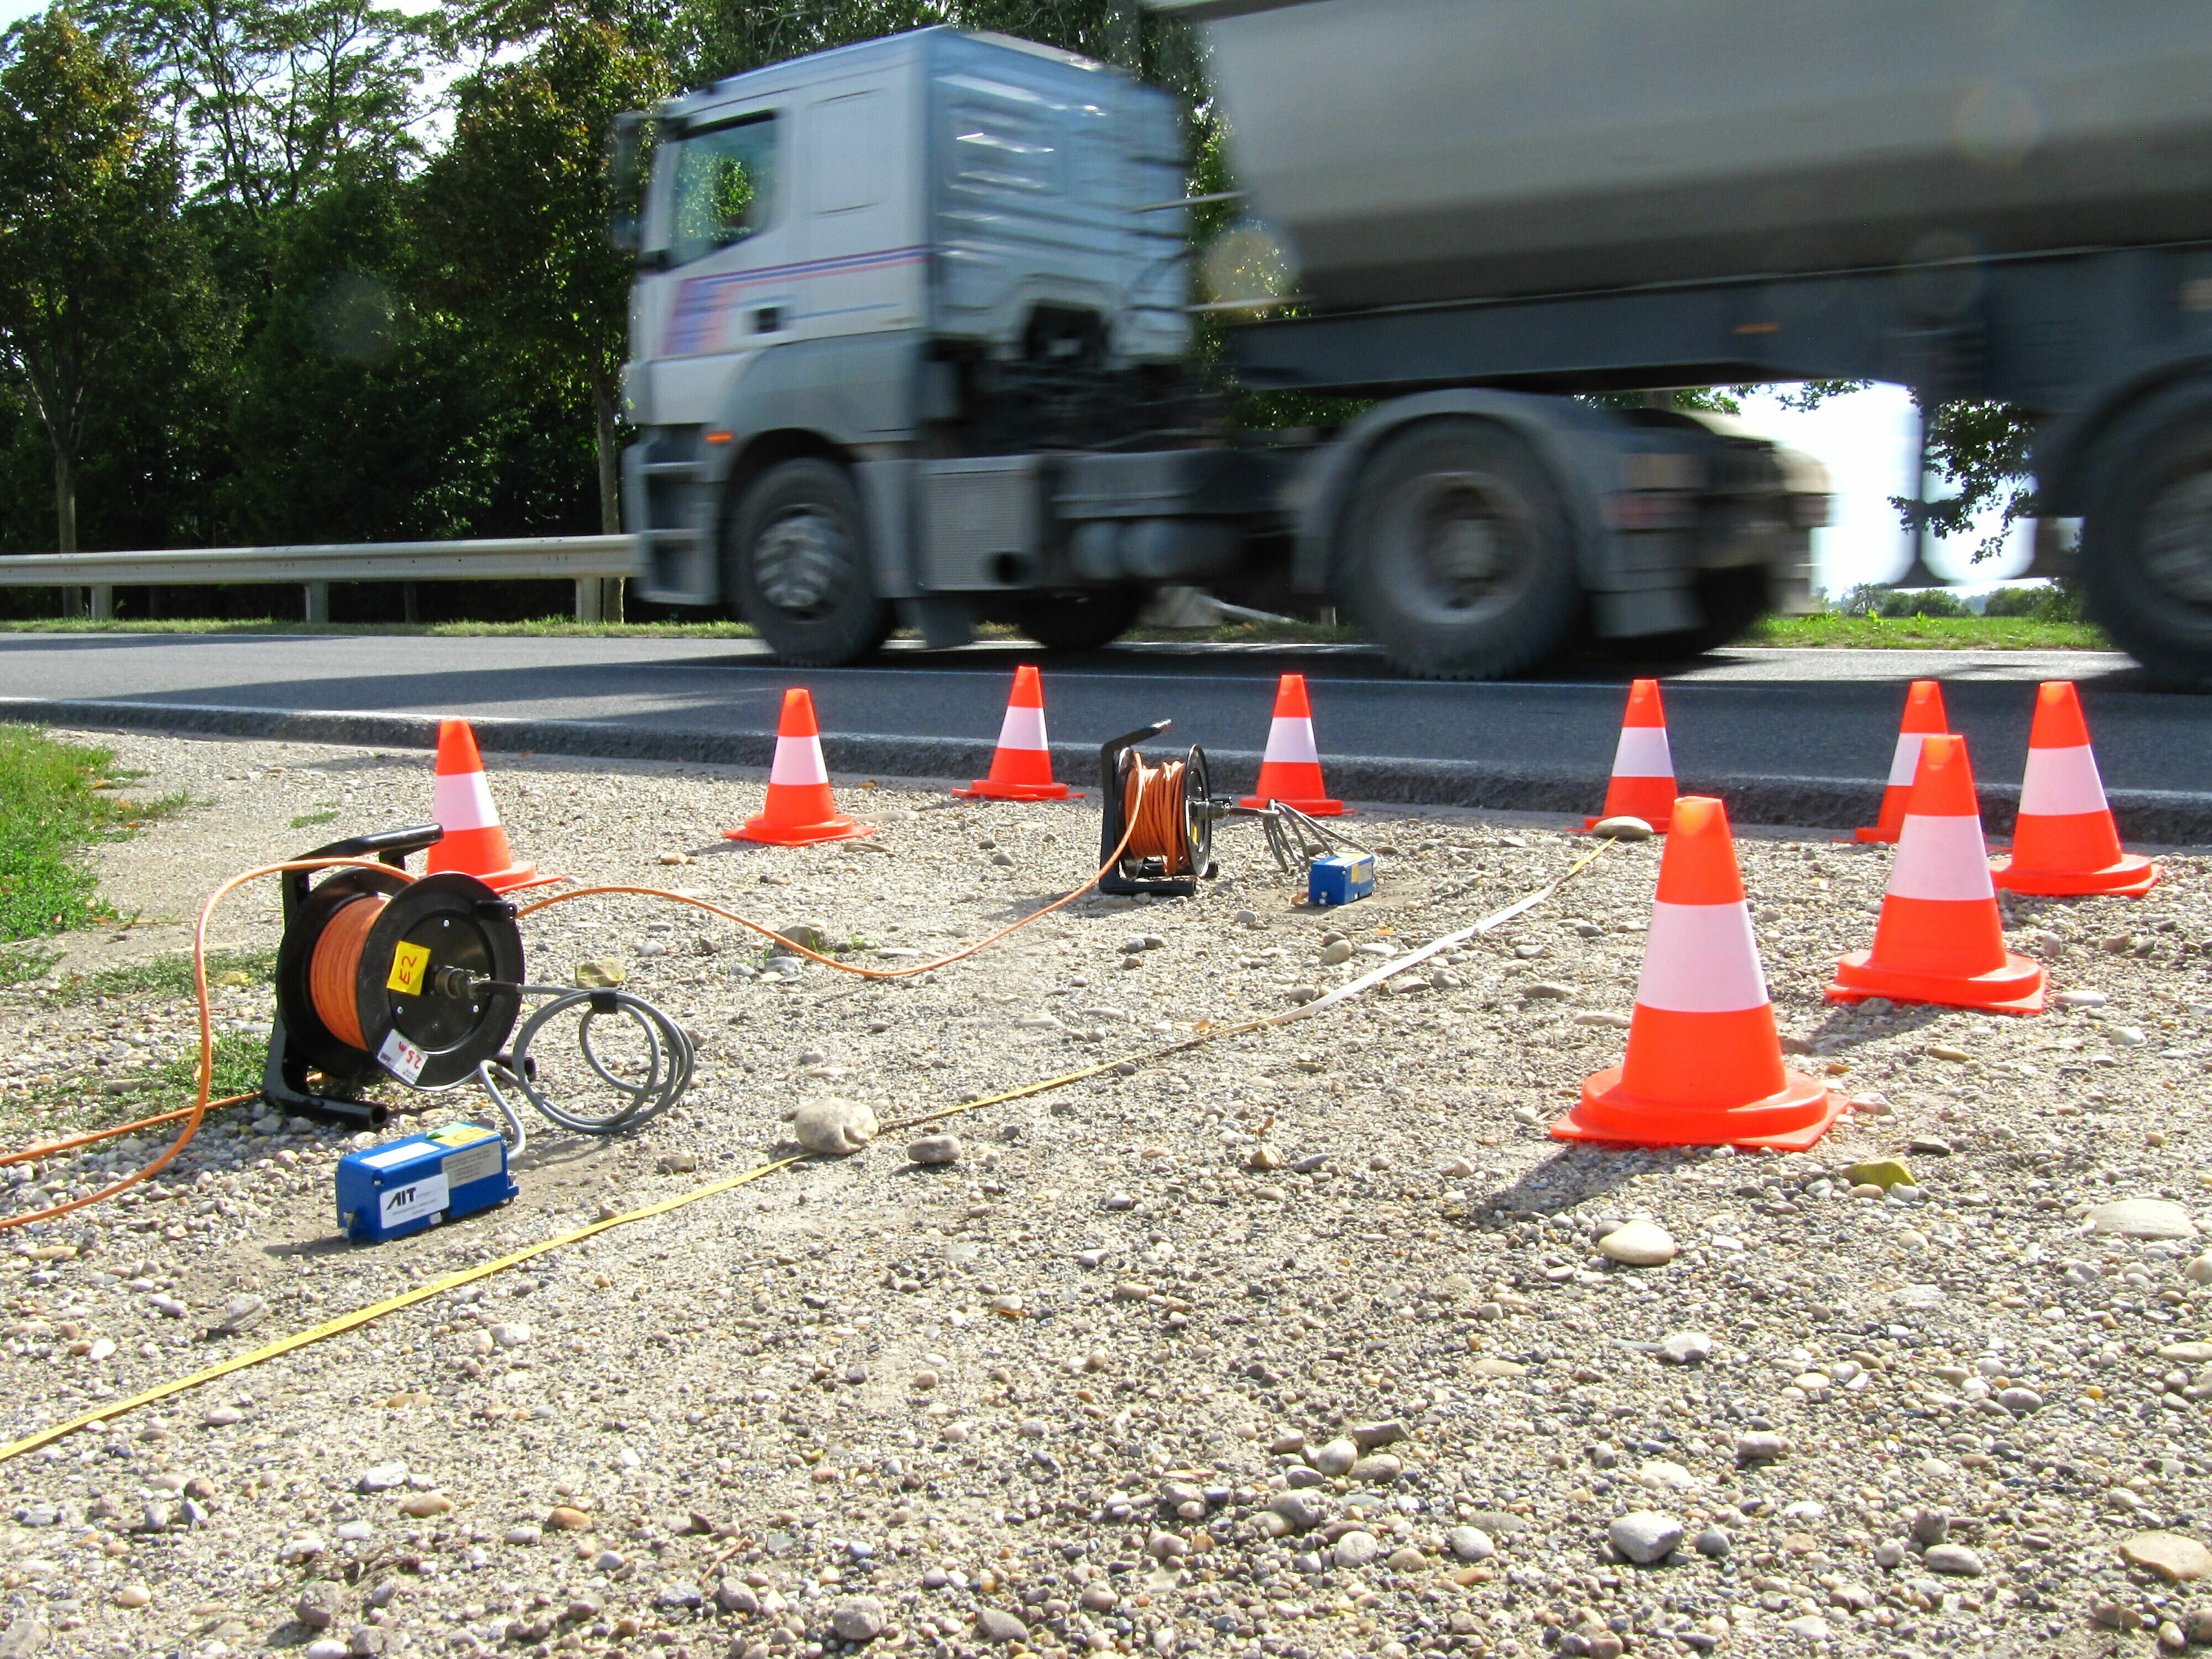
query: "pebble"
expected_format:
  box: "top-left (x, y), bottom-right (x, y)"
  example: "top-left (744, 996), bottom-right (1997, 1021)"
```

top-left (1607, 1511), bottom-right (1683, 1565)
top-left (2087, 1198), bottom-right (2198, 1239)
top-left (907, 1134), bottom-right (962, 1165)
top-left (488, 1322), bottom-right (530, 1349)
top-left (295, 1582), bottom-right (343, 1629)
top-left (357, 1462), bottom-right (408, 1493)
top-left (1693, 1526), bottom-right (1730, 1559)
top-left (974, 1606), bottom-right (1029, 1644)
top-left (504, 1524), bottom-right (541, 1546)
top-left (114, 1585), bottom-right (150, 1609)
top-left (1267, 1491), bottom-right (1328, 1532)
top-left (1319, 940), bottom-right (1355, 966)
top-left (831, 1597), bottom-right (888, 1641)
top-left (547, 1506), bottom-right (590, 1531)
top-left (794, 1097), bottom-right (878, 1155)
top-left (2122, 1532), bottom-right (2212, 1582)
top-left (572, 958), bottom-right (624, 988)
top-left (1597, 1220), bottom-right (1676, 1266)
top-left (2057, 988), bottom-right (2109, 1007)
top-left (1592, 816), bottom-right (1655, 841)
top-left (1735, 1432), bottom-right (1789, 1463)
top-left (1658, 1331), bottom-right (1712, 1365)
top-left (397, 1493), bottom-right (452, 1518)
top-left (211, 1293), bottom-right (267, 1335)
top-left (1310, 1437), bottom-right (1358, 1477)
top-left (1446, 1526), bottom-right (1495, 1562)
top-left (1846, 1158), bottom-right (1914, 1190)
top-left (1331, 1530), bottom-right (1383, 1568)
top-left (1922, 1543), bottom-right (1984, 1577)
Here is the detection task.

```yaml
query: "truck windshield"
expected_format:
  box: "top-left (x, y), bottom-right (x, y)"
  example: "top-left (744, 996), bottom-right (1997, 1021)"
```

top-left (667, 114), bottom-right (777, 266)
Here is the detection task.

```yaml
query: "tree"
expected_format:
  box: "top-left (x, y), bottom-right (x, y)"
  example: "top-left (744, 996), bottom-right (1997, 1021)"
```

top-left (0, 9), bottom-right (215, 554)
top-left (413, 2), bottom-right (670, 614)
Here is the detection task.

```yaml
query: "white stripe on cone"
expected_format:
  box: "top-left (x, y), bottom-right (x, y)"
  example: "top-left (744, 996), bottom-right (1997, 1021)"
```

top-left (1610, 725), bottom-right (1673, 779)
top-left (432, 771), bottom-right (500, 832)
top-left (769, 735), bottom-right (831, 787)
top-left (2018, 744), bottom-right (2109, 818)
top-left (1886, 731), bottom-right (1932, 787)
top-left (1887, 813), bottom-right (1996, 901)
top-left (1634, 900), bottom-right (1769, 1013)
top-left (1265, 716), bottom-right (1321, 766)
top-left (997, 703), bottom-right (1048, 753)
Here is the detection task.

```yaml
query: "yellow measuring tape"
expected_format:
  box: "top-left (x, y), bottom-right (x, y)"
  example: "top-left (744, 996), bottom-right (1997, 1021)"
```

top-left (0, 838), bottom-right (1613, 1464)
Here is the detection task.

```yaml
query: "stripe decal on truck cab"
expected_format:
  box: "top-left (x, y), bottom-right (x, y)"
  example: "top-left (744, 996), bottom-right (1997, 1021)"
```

top-left (665, 246), bottom-right (930, 355)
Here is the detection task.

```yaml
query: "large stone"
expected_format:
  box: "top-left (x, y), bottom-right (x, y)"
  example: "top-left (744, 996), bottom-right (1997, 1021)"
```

top-left (1331, 1530), bottom-right (1383, 1569)
top-left (1735, 1431), bottom-right (1790, 1463)
top-left (1592, 816), bottom-right (1655, 842)
top-left (1598, 1221), bottom-right (1677, 1267)
top-left (0, 1619), bottom-right (45, 1659)
top-left (1608, 1511), bottom-right (1683, 1566)
top-left (1923, 1544), bottom-right (1984, 1577)
top-left (2157, 1342), bottom-right (2212, 1365)
top-left (974, 1607), bottom-right (1029, 1644)
top-left (1310, 1438), bottom-right (1358, 1477)
top-left (831, 1598), bottom-right (888, 1642)
top-left (2121, 1532), bottom-right (2212, 1583)
top-left (1658, 1332), bottom-right (1712, 1365)
top-left (1266, 1491), bottom-right (1328, 1532)
top-left (2086, 1199), bottom-right (2198, 1240)
top-left (1446, 1526), bottom-right (1495, 1562)
top-left (1844, 1159), bottom-right (1915, 1191)
top-left (794, 1097), bottom-right (877, 1155)
top-left (295, 1582), bottom-right (344, 1630)
top-left (907, 1135), bottom-right (962, 1166)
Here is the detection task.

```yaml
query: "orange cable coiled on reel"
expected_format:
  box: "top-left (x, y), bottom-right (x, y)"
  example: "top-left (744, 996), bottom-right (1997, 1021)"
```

top-left (308, 893), bottom-right (385, 1051)
top-left (1121, 754), bottom-right (1196, 874)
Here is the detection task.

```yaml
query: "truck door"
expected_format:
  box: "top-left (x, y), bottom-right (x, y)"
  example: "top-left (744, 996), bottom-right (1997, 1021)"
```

top-left (649, 109), bottom-right (790, 425)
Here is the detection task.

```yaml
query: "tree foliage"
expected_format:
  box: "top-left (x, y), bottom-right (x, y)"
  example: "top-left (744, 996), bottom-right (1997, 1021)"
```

top-left (0, 10), bottom-right (216, 554)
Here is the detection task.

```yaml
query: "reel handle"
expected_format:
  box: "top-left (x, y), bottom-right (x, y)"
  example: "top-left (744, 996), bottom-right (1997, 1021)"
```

top-left (282, 823), bottom-right (445, 919)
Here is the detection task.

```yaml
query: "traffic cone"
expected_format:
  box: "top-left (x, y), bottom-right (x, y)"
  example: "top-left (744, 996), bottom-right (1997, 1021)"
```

top-left (1991, 681), bottom-right (2159, 897)
top-left (1855, 679), bottom-right (1949, 843)
top-left (1828, 733), bottom-right (2046, 1012)
top-left (725, 688), bottom-right (874, 847)
top-left (1552, 795), bottom-right (1841, 1151)
top-left (424, 719), bottom-right (556, 893)
top-left (1239, 674), bottom-right (1347, 816)
top-left (953, 665), bottom-right (1079, 801)
top-left (1584, 680), bottom-right (1677, 832)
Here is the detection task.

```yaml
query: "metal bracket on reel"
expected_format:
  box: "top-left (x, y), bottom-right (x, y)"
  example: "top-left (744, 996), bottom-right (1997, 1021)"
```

top-left (1097, 721), bottom-right (1223, 898)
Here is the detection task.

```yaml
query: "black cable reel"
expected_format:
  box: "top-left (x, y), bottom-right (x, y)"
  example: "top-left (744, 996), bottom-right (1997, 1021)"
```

top-left (267, 826), bottom-right (692, 1140)
top-left (1097, 721), bottom-right (1222, 898)
top-left (268, 827), bottom-right (523, 1128)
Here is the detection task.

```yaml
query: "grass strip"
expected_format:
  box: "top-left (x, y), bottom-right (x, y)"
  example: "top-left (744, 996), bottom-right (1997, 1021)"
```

top-left (0, 726), bottom-right (185, 944)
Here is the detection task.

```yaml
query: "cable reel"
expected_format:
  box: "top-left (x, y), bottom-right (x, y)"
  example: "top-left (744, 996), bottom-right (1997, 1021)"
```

top-left (269, 827), bottom-right (524, 1128)
top-left (1097, 722), bottom-right (1222, 898)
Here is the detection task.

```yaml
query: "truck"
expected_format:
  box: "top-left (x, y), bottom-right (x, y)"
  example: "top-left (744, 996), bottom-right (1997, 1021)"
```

top-left (615, 0), bottom-right (2212, 687)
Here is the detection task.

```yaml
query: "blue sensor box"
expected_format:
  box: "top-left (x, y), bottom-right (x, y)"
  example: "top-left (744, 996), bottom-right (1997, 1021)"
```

top-left (1308, 852), bottom-right (1376, 906)
top-left (335, 1122), bottom-right (515, 1243)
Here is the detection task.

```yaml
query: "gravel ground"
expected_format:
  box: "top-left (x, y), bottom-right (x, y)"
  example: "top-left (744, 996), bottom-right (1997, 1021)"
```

top-left (0, 728), bottom-right (2209, 1659)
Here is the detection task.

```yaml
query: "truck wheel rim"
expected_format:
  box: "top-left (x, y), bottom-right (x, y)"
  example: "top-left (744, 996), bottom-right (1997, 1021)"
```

top-left (1373, 470), bottom-right (1539, 625)
top-left (2141, 472), bottom-right (2212, 604)
top-left (755, 507), bottom-right (853, 619)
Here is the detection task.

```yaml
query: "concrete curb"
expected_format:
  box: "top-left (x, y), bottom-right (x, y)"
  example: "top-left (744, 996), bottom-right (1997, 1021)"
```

top-left (6, 696), bottom-right (2209, 845)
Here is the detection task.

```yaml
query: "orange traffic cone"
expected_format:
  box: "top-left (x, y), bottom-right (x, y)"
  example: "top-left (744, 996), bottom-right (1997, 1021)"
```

top-left (953, 665), bottom-right (1079, 801)
top-left (1855, 679), bottom-right (1949, 843)
top-left (1239, 674), bottom-right (1347, 816)
top-left (1828, 733), bottom-right (2046, 1012)
top-left (1992, 681), bottom-right (2159, 897)
top-left (425, 719), bottom-right (555, 893)
top-left (1584, 680), bottom-right (1676, 832)
top-left (725, 689), bottom-right (874, 847)
top-left (1553, 795), bottom-right (1840, 1151)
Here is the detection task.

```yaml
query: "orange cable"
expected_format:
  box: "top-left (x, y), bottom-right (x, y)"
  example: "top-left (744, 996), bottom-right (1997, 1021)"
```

top-left (516, 766), bottom-right (1166, 975)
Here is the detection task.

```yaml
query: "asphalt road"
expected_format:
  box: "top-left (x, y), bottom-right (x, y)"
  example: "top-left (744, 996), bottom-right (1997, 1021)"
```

top-left (0, 632), bottom-right (2203, 836)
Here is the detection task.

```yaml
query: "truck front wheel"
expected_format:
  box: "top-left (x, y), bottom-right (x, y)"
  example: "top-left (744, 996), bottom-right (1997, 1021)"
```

top-left (727, 458), bottom-right (893, 666)
top-left (2079, 387), bottom-right (2212, 692)
top-left (1009, 587), bottom-right (1146, 653)
top-left (1337, 419), bottom-right (1584, 679)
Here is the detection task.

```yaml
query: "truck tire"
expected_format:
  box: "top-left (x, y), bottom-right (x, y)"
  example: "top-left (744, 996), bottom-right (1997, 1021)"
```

top-left (1009, 588), bottom-right (1146, 653)
top-left (1335, 418), bottom-right (1584, 679)
top-left (727, 458), bottom-right (892, 666)
top-left (2079, 385), bottom-right (2212, 692)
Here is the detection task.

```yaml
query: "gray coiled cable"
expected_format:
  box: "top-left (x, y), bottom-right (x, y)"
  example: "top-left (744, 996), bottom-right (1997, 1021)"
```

top-left (476, 985), bottom-right (694, 1149)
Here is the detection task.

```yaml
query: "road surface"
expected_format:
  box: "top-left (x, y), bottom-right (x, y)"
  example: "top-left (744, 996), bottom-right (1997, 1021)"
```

top-left (0, 632), bottom-right (2201, 838)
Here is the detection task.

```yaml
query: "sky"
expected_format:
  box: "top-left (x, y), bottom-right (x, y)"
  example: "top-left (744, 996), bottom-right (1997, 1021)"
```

top-left (1728, 383), bottom-right (2035, 600)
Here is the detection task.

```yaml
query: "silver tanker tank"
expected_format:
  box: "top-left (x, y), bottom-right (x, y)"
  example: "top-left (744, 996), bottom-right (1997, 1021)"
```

top-left (1164, 0), bottom-right (2212, 311)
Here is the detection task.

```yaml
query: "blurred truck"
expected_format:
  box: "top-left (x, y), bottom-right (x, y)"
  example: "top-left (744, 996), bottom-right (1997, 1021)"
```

top-left (616, 0), bottom-right (2212, 686)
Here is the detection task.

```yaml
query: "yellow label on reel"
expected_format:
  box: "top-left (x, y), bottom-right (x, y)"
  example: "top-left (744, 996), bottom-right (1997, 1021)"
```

top-left (386, 941), bottom-right (431, 996)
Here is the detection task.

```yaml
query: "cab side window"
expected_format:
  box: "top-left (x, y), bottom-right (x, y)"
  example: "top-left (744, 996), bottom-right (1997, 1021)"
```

top-left (669, 113), bottom-right (778, 266)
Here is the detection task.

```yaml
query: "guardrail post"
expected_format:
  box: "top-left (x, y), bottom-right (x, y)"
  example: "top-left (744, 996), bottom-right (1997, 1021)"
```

top-left (88, 586), bottom-right (113, 620)
top-left (574, 577), bottom-right (603, 624)
top-left (304, 582), bottom-right (331, 624)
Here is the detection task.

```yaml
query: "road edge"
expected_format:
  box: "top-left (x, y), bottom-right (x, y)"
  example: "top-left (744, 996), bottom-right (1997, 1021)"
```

top-left (3, 696), bottom-right (2208, 845)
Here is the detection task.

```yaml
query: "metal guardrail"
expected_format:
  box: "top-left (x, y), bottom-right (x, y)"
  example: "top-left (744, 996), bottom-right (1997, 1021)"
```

top-left (0, 535), bottom-right (646, 622)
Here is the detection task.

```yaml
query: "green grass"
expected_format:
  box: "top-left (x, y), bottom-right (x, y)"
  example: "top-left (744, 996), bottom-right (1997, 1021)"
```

top-left (50, 947), bottom-right (277, 1005)
top-left (289, 808), bottom-right (340, 830)
top-left (158, 1029), bottom-right (267, 1101)
top-left (1747, 614), bottom-right (2110, 650)
top-left (0, 943), bottom-right (60, 989)
top-left (0, 726), bottom-right (187, 945)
